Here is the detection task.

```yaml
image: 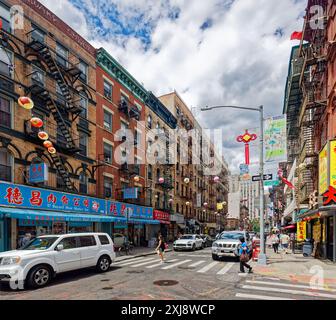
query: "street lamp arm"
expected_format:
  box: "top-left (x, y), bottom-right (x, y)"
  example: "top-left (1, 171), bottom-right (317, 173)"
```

top-left (201, 105), bottom-right (262, 112)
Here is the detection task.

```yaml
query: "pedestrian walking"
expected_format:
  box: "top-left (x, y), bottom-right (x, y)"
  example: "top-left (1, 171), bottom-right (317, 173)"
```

top-left (239, 236), bottom-right (253, 274)
top-left (280, 231), bottom-right (290, 254)
top-left (155, 235), bottom-right (165, 263)
top-left (271, 232), bottom-right (280, 253)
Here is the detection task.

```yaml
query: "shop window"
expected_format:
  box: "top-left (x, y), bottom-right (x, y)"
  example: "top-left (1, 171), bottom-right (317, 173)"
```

top-left (79, 172), bottom-right (88, 194)
top-left (0, 48), bottom-right (13, 77)
top-left (0, 96), bottom-right (11, 128)
top-left (0, 148), bottom-right (12, 182)
top-left (78, 236), bottom-right (96, 247)
top-left (79, 132), bottom-right (88, 157)
top-left (78, 59), bottom-right (88, 83)
top-left (104, 176), bottom-right (113, 198)
top-left (103, 142), bottom-right (113, 164)
top-left (103, 80), bottom-right (112, 100)
top-left (103, 109), bottom-right (112, 132)
top-left (56, 42), bottom-right (68, 68)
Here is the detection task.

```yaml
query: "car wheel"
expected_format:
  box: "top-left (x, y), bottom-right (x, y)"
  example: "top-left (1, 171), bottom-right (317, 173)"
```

top-left (27, 265), bottom-right (52, 289)
top-left (96, 256), bottom-right (111, 273)
top-left (212, 254), bottom-right (219, 261)
top-left (192, 244), bottom-right (196, 251)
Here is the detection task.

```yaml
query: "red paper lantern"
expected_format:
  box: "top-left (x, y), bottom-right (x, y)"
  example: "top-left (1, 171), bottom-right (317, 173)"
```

top-left (18, 96), bottom-right (34, 110)
top-left (158, 177), bottom-right (164, 183)
top-left (38, 131), bottom-right (49, 141)
top-left (43, 141), bottom-right (53, 149)
top-left (48, 147), bottom-right (56, 154)
top-left (30, 117), bottom-right (43, 128)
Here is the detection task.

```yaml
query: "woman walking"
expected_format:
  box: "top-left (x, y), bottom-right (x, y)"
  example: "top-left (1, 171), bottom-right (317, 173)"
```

top-left (271, 232), bottom-right (280, 253)
top-left (239, 237), bottom-right (253, 274)
top-left (155, 235), bottom-right (166, 263)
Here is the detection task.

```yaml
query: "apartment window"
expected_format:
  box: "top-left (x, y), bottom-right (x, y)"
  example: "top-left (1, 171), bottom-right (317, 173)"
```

top-left (31, 25), bottom-right (45, 43)
top-left (0, 148), bottom-right (12, 182)
top-left (176, 162), bottom-right (180, 172)
top-left (104, 142), bottom-right (113, 164)
top-left (148, 164), bottom-right (153, 180)
top-left (176, 182), bottom-right (179, 192)
top-left (134, 130), bottom-right (140, 146)
top-left (0, 96), bottom-right (11, 128)
top-left (134, 157), bottom-right (140, 175)
top-left (156, 122), bottom-right (160, 129)
top-left (79, 172), bottom-right (88, 194)
top-left (56, 43), bottom-right (68, 68)
top-left (79, 132), bottom-right (88, 156)
top-left (103, 109), bottom-right (112, 132)
top-left (78, 60), bottom-right (88, 83)
top-left (120, 93), bottom-right (128, 104)
top-left (0, 48), bottom-right (12, 77)
top-left (156, 168), bottom-right (161, 181)
top-left (103, 176), bottom-right (113, 198)
top-left (0, 4), bottom-right (11, 33)
top-left (79, 92), bottom-right (88, 119)
top-left (103, 80), bottom-right (112, 100)
top-left (176, 203), bottom-right (179, 214)
top-left (147, 115), bottom-right (152, 129)
top-left (32, 64), bottom-right (45, 87)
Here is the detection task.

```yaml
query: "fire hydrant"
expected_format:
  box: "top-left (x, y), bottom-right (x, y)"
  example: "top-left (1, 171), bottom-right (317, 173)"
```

top-left (252, 239), bottom-right (260, 261)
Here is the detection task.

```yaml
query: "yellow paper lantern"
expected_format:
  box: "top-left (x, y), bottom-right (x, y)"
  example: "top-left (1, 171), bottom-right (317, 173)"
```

top-left (18, 96), bottom-right (34, 110)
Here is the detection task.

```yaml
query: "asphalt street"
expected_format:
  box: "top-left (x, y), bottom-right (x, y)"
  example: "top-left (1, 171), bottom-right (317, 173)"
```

top-left (0, 248), bottom-right (335, 300)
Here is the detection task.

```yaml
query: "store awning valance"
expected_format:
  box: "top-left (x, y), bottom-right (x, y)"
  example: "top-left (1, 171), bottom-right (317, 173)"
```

top-left (0, 207), bottom-right (123, 223)
top-left (130, 218), bottom-right (160, 225)
top-left (282, 224), bottom-right (296, 230)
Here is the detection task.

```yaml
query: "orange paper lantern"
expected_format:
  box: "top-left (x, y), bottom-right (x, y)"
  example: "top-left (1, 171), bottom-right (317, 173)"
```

top-left (48, 147), bottom-right (56, 154)
top-left (38, 131), bottom-right (49, 140)
top-left (18, 96), bottom-right (34, 110)
top-left (30, 117), bottom-right (43, 128)
top-left (43, 141), bottom-right (53, 149)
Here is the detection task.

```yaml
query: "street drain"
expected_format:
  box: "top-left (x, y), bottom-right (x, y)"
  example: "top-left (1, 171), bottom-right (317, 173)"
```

top-left (126, 270), bottom-right (144, 274)
top-left (153, 280), bottom-right (179, 286)
top-left (102, 287), bottom-right (114, 290)
top-left (100, 279), bottom-right (110, 282)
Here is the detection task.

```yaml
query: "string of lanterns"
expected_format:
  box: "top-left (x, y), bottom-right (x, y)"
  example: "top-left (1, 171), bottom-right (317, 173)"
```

top-left (18, 96), bottom-right (57, 155)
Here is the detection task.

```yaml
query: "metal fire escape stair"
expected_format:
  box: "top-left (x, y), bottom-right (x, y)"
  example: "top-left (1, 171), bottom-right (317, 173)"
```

top-left (28, 40), bottom-right (82, 116)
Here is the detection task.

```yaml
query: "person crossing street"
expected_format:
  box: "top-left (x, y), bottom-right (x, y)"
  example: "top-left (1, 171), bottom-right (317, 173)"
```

top-left (239, 236), bottom-right (253, 274)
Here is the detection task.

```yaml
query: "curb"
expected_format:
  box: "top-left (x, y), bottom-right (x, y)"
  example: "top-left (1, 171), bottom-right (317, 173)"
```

top-left (115, 249), bottom-right (173, 262)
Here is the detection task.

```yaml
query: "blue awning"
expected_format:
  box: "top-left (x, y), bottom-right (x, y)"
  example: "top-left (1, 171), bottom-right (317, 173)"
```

top-left (130, 218), bottom-right (160, 225)
top-left (0, 207), bottom-right (119, 223)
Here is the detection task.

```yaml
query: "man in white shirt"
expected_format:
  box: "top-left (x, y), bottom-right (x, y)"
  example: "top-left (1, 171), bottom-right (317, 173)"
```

top-left (280, 231), bottom-right (290, 254)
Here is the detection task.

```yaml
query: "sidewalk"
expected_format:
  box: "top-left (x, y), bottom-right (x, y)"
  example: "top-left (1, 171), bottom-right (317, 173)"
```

top-left (250, 247), bottom-right (336, 287)
top-left (115, 244), bottom-right (173, 262)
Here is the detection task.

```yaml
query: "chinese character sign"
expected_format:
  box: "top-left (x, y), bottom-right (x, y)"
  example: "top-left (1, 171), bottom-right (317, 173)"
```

top-left (264, 115), bottom-right (287, 163)
top-left (123, 188), bottom-right (138, 199)
top-left (297, 221), bottom-right (306, 242)
top-left (0, 182), bottom-right (105, 214)
top-left (107, 200), bottom-right (153, 219)
top-left (29, 163), bottom-right (48, 183)
top-left (319, 143), bottom-right (328, 195)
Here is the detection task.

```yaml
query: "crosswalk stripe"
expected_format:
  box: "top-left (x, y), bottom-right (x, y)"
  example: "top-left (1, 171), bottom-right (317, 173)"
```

top-left (197, 261), bottom-right (219, 273)
top-left (146, 259), bottom-right (179, 269)
top-left (189, 261), bottom-right (206, 267)
top-left (177, 254), bottom-right (210, 258)
top-left (161, 259), bottom-right (192, 270)
top-left (114, 257), bottom-right (154, 266)
top-left (130, 258), bottom-right (159, 268)
top-left (245, 280), bottom-right (336, 293)
top-left (241, 285), bottom-right (336, 299)
top-left (236, 293), bottom-right (294, 300)
top-left (217, 262), bottom-right (235, 275)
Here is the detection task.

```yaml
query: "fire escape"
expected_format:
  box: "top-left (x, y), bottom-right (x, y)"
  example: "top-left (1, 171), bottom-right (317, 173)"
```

top-left (25, 35), bottom-right (83, 191)
top-left (298, 2), bottom-right (328, 204)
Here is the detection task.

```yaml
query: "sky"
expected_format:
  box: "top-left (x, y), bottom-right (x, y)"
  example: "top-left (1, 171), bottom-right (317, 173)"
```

top-left (40, 0), bottom-right (306, 174)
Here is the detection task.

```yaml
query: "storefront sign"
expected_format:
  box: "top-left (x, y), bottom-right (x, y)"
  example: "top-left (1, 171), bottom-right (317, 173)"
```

top-left (0, 182), bottom-right (105, 215)
top-left (169, 214), bottom-right (184, 224)
top-left (319, 143), bottom-right (328, 195)
top-left (29, 163), bottom-right (48, 183)
top-left (123, 188), bottom-right (138, 199)
top-left (323, 186), bottom-right (336, 206)
top-left (107, 200), bottom-right (153, 220)
top-left (18, 219), bottom-right (51, 227)
top-left (153, 210), bottom-right (170, 224)
top-left (330, 141), bottom-right (336, 188)
top-left (296, 221), bottom-right (306, 242)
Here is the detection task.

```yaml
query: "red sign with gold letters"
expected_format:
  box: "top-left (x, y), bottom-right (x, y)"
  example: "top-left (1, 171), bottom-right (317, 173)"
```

top-left (153, 210), bottom-right (170, 224)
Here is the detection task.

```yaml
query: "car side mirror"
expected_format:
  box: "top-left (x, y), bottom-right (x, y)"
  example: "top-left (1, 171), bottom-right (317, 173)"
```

top-left (56, 244), bottom-right (64, 251)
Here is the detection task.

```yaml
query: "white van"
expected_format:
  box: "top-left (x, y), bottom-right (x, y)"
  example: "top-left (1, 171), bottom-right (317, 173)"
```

top-left (0, 232), bottom-right (115, 289)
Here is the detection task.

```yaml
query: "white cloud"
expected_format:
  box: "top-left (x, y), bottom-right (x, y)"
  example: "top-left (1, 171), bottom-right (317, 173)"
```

top-left (40, 0), bottom-right (306, 173)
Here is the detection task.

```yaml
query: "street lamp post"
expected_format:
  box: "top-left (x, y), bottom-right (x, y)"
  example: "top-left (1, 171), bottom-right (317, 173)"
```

top-left (201, 105), bottom-right (267, 265)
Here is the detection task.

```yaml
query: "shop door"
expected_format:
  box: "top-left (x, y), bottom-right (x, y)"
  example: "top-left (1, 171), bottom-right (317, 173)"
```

top-left (327, 217), bottom-right (334, 260)
top-left (0, 219), bottom-right (4, 252)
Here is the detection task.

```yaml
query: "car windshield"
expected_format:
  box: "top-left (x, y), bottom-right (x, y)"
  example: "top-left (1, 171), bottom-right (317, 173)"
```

top-left (219, 232), bottom-right (243, 240)
top-left (180, 235), bottom-right (194, 240)
top-left (21, 237), bottom-right (59, 250)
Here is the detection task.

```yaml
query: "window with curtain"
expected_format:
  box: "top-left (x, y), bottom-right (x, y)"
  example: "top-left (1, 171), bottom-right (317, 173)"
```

top-left (103, 80), bottom-right (112, 100)
top-left (103, 142), bottom-right (113, 164)
top-left (56, 42), bottom-right (68, 68)
top-left (0, 48), bottom-right (12, 77)
top-left (78, 59), bottom-right (88, 83)
top-left (103, 176), bottom-right (113, 198)
top-left (79, 132), bottom-right (88, 156)
top-left (103, 109), bottom-right (112, 131)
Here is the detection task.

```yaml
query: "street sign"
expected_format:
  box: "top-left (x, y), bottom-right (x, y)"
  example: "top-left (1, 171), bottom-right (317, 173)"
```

top-left (252, 174), bottom-right (273, 182)
top-left (264, 180), bottom-right (280, 187)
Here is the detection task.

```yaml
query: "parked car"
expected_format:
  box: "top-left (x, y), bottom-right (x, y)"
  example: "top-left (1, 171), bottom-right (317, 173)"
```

top-left (173, 234), bottom-right (204, 251)
top-left (200, 234), bottom-right (214, 247)
top-left (112, 233), bottom-right (127, 248)
top-left (0, 233), bottom-right (115, 289)
top-left (211, 230), bottom-right (252, 261)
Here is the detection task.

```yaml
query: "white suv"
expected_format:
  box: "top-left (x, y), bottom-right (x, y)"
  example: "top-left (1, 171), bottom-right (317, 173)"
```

top-left (0, 232), bottom-right (115, 289)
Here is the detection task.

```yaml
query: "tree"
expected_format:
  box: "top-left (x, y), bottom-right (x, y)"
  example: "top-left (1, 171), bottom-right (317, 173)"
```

top-left (251, 219), bottom-right (260, 233)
